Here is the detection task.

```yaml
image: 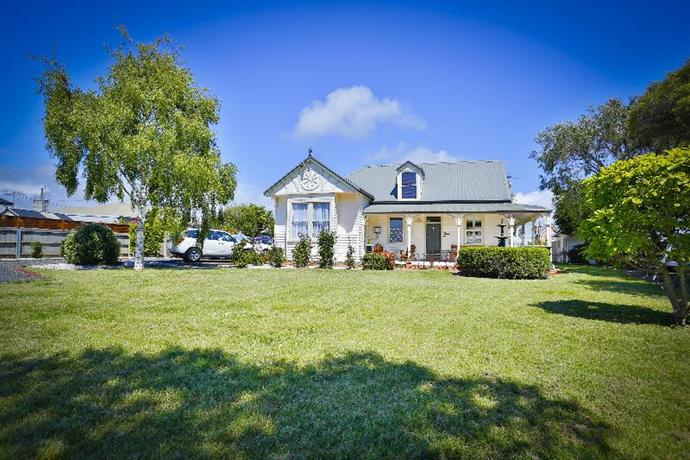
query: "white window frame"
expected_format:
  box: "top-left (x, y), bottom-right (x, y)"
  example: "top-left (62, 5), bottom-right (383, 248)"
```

top-left (465, 218), bottom-right (483, 245)
top-left (289, 198), bottom-right (332, 241)
top-left (389, 217), bottom-right (404, 243)
top-left (397, 170), bottom-right (421, 200)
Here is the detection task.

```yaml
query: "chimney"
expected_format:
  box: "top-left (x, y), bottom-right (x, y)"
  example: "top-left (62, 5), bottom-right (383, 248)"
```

top-left (32, 187), bottom-right (49, 212)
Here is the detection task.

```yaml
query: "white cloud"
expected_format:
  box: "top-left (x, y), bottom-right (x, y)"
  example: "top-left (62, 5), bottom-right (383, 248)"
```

top-left (513, 189), bottom-right (553, 210)
top-left (370, 143), bottom-right (463, 164)
top-left (294, 85), bottom-right (425, 138)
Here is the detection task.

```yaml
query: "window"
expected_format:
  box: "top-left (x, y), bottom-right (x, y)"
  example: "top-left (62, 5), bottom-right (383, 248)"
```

top-left (389, 218), bottom-right (403, 242)
top-left (465, 219), bottom-right (482, 245)
top-left (401, 171), bottom-right (417, 199)
top-left (312, 202), bottom-right (330, 237)
top-left (291, 202), bottom-right (330, 240)
top-left (292, 203), bottom-right (308, 238)
top-left (185, 229), bottom-right (199, 239)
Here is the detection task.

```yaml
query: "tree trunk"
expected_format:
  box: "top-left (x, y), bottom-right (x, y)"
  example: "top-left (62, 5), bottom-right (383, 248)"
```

top-left (676, 265), bottom-right (689, 325)
top-left (659, 265), bottom-right (687, 325)
top-left (134, 206), bottom-right (145, 271)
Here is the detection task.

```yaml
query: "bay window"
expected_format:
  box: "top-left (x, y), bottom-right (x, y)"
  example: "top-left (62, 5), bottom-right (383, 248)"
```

top-left (291, 201), bottom-right (331, 239)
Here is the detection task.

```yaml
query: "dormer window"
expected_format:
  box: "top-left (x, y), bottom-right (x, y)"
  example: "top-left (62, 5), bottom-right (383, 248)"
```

top-left (395, 161), bottom-right (424, 200)
top-left (401, 172), bottom-right (417, 199)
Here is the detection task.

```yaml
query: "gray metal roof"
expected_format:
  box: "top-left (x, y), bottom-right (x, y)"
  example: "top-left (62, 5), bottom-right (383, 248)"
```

top-left (0, 197), bottom-right (13, 206)
top-left (362, 202), bottom-right (549, 214)
top-left (347, 161), bottom-right (513, 202)
top-left (1, 208), bottom-right (74, 220)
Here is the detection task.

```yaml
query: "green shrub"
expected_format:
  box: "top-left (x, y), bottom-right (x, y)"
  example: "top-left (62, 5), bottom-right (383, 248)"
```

top-left (230, 241), bottom-right (264, 268)
top-left (128, 208), bottom-right (182, 257)
top-left (61, 224), bottom-right (120, 265)
top-left (317, 230), bottom-right (337, 269)
top-left (362, 252), bottom-right (394, 270)
top-left (31, 241), bottom-right (43, 259)
top-left (457, 246), bottom-right (550, 279)
top-left (293, 234), bottom-right (311, 268)
top-left (345, 245), bottom-right (356, 269)
top-left (268, 246), bottom-right (285, 268)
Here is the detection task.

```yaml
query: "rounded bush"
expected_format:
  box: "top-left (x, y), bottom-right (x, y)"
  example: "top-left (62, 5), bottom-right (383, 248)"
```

top-left (60, 224), bottom-right (120, 265)
top-left (457, 247), bottom-right (550, 279)
top-left (362, 252), bottom-right (394, 270)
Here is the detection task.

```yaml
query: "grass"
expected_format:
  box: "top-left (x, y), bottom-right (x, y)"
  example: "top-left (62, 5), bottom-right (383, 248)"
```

top-left (0, 265), bottom-right (688, 458)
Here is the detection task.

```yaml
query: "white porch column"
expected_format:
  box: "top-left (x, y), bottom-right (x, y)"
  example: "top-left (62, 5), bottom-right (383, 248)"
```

top-left (508, 216), bottom-right (515, 247)
top-left (454, 214), bottom-right (464, 249)
top-left (521, 224), bottom-right (526, 246)
top-left (361, 214), bottom-right (368, 259)
top-left (531, 218), bottom-right (537, 246)
top-left (544, 214), bottom-right (552, 247)
top-left (405, 215), bottom-right (414, 256)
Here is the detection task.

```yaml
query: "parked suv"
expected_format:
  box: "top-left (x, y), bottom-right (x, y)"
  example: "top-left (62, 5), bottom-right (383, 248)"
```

top-left (170, 228), bottom-right (248, 262)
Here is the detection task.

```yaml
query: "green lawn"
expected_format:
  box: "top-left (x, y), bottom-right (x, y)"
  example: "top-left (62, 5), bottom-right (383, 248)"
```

top-left (1, 266), bottom-right (688, 458)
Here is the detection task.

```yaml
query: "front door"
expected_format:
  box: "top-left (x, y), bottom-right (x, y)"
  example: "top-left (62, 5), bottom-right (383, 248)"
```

top-left (426, 217), bottom-right (441, 256)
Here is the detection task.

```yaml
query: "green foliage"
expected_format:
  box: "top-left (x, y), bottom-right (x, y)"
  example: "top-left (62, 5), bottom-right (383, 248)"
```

top-left (60, 224), bottom-right (120, 265)
top-left (345, 245), bottom-right (356, 269)
top-left (31, 241), bottom-right (43, 259)
top-left (531, 99), bottom-right (642, 233)
top-left (293, 234), bottom-right (311, 268)
top-left (628, 59), bottom-right (690, 151)
top-left (317, 230), bottom-right (337, 269)
top-left (229, 240), bottom-right (262, 268)
top-left (457, 247), bottom-right (550, 279)
top-left (128, 208), bottom-right (184, 256)
top-left (267, 246), bottom-right (285, 268)
top-left (567, 244), bottom-right (588, 265)
top-left (579, 149), bottom-right (690, 323)
top-left (220, 204), bottom-right (274, 237)
top-left (37, 29), bottom-right (236, 268)
top-left (362, 252), bottom-right (394, 270)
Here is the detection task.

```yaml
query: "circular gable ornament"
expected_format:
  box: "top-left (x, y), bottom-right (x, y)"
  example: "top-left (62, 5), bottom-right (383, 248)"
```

top-left (301, 168), bottom-right (320, 191)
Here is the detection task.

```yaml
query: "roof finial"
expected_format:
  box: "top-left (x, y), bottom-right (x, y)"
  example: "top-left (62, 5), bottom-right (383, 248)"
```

top-left (308, 147), bottom-right (313, 157)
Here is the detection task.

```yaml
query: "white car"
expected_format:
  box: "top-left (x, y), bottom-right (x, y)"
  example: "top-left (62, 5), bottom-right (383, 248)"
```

top-left (170, 228), bottom-right (250, 262)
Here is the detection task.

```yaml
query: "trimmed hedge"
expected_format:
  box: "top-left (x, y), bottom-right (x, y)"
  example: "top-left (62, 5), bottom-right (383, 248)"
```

top-left (457, 246), bottom-right (550, 279)
top-left (362, 252), bottom-right (394, 270)
top-left (60, 223), bottom-right (120, 265)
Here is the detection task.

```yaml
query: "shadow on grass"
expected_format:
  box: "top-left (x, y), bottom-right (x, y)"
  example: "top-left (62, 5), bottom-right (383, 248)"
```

top-left (0, 348), bottom-right (611, 458)
top-left (534, 300), bottom-right (674, 325)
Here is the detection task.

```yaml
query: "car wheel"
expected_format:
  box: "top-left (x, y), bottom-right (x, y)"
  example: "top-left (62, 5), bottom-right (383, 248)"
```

top-left (185, 247), bottom-right (202, 262)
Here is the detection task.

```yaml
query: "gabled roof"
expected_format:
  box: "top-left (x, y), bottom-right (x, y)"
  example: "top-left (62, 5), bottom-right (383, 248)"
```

top-left (264, 153), bottom-right (374, 199)
top-left (395, 161), bottom-right (425, 177)
top-left (348, 161), bottom-right (513, 203)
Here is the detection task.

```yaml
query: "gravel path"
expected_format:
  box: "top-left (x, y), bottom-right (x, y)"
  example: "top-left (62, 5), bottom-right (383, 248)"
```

top-left (0, 259), bottom-right (64, 282)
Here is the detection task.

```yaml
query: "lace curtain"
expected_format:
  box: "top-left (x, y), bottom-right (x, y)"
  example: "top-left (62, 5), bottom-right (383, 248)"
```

top-left (312, 203), bottom-right (330, 236)
top-left (292, 203), bottom-right (308, 238)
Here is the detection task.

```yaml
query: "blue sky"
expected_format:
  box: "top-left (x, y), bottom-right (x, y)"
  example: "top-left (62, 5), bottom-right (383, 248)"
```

top-left (2, 0), bottom-right (690, 210)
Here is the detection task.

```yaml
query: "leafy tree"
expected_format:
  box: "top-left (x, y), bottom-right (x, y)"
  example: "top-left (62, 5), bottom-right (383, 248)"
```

top-left (128, 207), bottom-right (184, 256)
top-left (628, 59), bottom-right (690, 151)
top-left (37, 29), bottom-right (236, 270)
top-left (317, 229), bottom-right (337, 269)
top-left (531, 99), bottom-right (643, 233)
top-left (221, 204), bottom-right (274, 237)
top-left (579, 149), bottom-right (690, 325)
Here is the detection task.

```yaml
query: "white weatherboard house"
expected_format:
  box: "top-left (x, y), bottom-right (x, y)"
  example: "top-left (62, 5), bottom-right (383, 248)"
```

top-left (264, 153), bottom-right (552, 263)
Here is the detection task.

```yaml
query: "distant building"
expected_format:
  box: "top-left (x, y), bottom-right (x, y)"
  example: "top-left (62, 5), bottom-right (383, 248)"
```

top-left (54, 203), bottom-right (137, 224)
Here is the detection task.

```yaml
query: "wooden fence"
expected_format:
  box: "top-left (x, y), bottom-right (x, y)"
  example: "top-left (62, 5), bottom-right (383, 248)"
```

top-left (0, 216), bottom-right (130, 259)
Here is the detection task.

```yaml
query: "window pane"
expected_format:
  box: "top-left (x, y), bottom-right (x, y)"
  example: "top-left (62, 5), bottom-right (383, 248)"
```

top-left (292, 203), bottom-right (308, 239)
top-left (390, 218), bottom-right (403, 242)
top-left (401, 172), bottom-right (417, 199)
top-left (312, 203), bottom-right (330, 237)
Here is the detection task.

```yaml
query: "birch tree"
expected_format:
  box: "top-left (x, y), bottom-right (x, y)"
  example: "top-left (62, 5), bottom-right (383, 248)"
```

top-left (38, 29), bottom-right (236, 270)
